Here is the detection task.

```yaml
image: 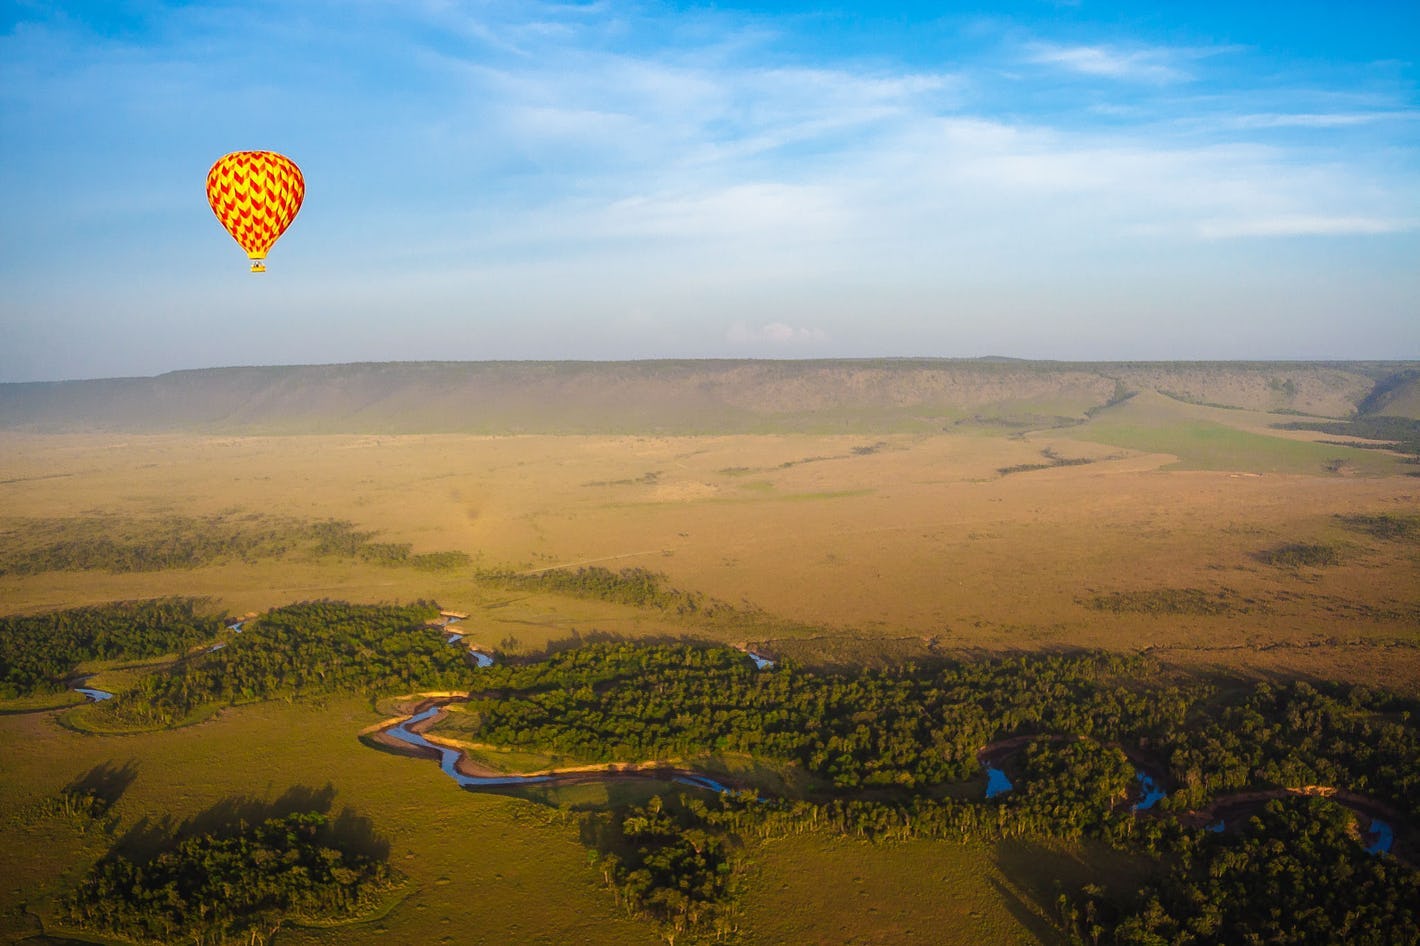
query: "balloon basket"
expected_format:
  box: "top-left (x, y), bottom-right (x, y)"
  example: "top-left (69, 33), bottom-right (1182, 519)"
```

top-left (250, 262), bottom-right (267, 273)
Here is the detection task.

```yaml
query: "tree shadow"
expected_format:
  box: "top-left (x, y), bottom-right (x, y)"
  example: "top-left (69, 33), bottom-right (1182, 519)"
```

top-left (988, 876), bottom-right (1063, 946)
top-left (63, 759), bottom-right (138, 810)
top-left (326, 805), bottom-right (391, 861)
top-left (107, 783), bottom-right (390, 864)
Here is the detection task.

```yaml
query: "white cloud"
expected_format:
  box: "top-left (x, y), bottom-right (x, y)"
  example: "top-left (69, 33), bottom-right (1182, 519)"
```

top-left (1197, 215), bottom-right (1416, 238)
top-left (4, 0), bottom-right (1419, 376)
top-left (1229, 111), bottom-right (1420, 129)
top-left (1025, 42), bottom-right (1192, 82)
top-left (727, 321), bottom-right (828, 344)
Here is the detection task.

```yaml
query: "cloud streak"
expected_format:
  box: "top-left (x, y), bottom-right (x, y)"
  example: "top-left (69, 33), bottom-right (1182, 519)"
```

top-left (1024, 42), bottom-right (1197, 82)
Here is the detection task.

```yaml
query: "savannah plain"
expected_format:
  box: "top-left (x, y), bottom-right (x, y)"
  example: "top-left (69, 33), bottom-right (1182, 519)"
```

top-left (2, 359), bottom-right (1418, 944)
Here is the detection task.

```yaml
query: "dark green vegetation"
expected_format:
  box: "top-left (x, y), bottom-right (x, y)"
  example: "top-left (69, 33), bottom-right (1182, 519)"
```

top-left (998, 448), bottom-right (1098, 476)
top-left (0, 514), bottom-right (470, 576)
top-left (1275, 415), bottom-right (1420, 457)
top-left (7, 596), bottom-right (1419, 944)
top-left (437, 643), bottom-right (1419, 944)
top-left (1338, 513), bottom-right (1420, 541)
top-left (452, 644), bottom-right (1420, 822)
top-left (478, 566), bottom-right (718, 615)
top-left (93, 600), bottom-right (465, 728)
top-left (1074, 798), bottom-right (1419, 945)
top-left (1258, 543), bottom-right (1342, 568)
top-left (460, 645), bottom-right (1173, 791)
top-left (589, 795), bottom-right (746, 944)
top-left (63, 810), bottom-right (400, 946)
top-left (0, 598), bottom-right (220, 698)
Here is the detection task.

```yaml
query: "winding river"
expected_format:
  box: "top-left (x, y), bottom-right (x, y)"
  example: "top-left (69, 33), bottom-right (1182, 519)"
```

top-left (373, 709), bottom-right (1406, 852)
top-left (367, 649), bottom-right (1405, 853)
top-left (376, 701), bottom-right (738, 794)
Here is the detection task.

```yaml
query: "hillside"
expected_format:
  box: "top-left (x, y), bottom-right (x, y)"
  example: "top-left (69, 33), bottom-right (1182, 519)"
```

top-left (0, 359), bottom-right (1412, 435)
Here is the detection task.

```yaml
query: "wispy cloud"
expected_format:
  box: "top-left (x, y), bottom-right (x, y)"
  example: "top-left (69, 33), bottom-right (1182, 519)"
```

top-left (1, 0), bottom-right (1417, 377)
top-left (727, 321), bottom-right (828, 344)
top-left (1229, 110), bottom-right (1420, 129)
top-left (1197, 215), bottom-right (1416, 239)
top-left (1024, 42), bottom-right (1195, 82)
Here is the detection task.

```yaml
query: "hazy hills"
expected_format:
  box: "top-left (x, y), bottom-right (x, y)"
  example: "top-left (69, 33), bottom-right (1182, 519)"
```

top-left (1, 360), bottom-right (1416, 435)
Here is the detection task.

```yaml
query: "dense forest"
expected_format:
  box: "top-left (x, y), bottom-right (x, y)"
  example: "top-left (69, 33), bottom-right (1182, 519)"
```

top-left (448, 642), bottom-right (1419, 823)
top-left (588, 794), bottom-right (747, 945)
top-left (93, 600), bottom-right (466, 728)
top-left (431, 643), bottom-right (1418, 943)
top-left (0, 597), bottom-right (221, 698)
top-left (62, 811), bottom-right (401, 946)
top-left (1070, 797), bottom-right (1419, 945)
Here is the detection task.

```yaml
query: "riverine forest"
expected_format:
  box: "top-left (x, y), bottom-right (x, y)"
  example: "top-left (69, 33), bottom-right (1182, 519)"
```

top-left (1, 360), bottom-right (1418, 945)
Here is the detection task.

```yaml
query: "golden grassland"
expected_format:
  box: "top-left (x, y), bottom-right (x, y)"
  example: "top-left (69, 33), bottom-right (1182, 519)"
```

top-left (0, 388), bottom-right (1417, 944)
top-left (1, 389), bottom-right (1415, 688)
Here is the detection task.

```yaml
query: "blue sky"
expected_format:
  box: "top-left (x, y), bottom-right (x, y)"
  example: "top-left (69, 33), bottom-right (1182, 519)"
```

top-left (1, 0), bottom-right (1416, 382)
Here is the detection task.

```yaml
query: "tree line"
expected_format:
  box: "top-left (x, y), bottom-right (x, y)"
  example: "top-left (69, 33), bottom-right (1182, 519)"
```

top-left (0, 514), bottom-right (469, 576)
top-left (0, 598), bottom-right (221, 698)
top-left (442, 642), bottom-right (1417, 944)
top-left (451, 643), bottom-right (1418, 828)
top-left (476, 566), bottom-right (722, 615)
top-left (92, 600), bottom-right (466, 728)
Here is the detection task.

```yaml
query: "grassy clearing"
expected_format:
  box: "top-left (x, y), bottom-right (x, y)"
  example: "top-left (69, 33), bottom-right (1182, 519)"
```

top-left (0, 697), bottom-right (662, 946)
top-left (738, 834), bottom-right (1063, 945)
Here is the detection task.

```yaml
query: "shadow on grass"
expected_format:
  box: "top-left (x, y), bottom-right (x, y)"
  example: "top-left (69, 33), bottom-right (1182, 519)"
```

top-left (109, 782), bottom-right (390, 864)
top-left (63, 759), bottom-right (138, 812)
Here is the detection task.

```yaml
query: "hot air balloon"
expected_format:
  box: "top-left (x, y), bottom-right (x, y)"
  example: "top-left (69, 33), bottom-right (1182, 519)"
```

top-left (206, 151), bottom-right (304, 273)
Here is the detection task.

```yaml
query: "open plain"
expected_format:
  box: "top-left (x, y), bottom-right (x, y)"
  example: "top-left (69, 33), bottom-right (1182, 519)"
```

top-left (2, 360), bottom-right (1418, 944)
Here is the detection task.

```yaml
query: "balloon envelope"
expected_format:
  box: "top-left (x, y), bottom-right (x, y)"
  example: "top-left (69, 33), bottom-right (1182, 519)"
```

top-left (206, 151), bottom-right (304, 273)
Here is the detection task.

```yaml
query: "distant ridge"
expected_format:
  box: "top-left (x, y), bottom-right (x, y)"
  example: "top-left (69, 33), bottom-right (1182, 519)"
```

top-left (1, 359), bottom-right (1415, 435)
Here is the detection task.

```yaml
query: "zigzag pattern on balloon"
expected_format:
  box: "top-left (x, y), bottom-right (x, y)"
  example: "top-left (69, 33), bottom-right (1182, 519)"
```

top-left (206, 151), bottom-right (304, 263)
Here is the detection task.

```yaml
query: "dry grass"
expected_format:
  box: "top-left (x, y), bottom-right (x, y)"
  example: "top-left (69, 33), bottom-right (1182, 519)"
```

top-left (1, 408), bottom-right (1415, 690)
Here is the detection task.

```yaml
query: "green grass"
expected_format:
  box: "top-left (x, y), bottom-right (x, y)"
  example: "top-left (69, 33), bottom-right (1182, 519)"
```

top-left (1080, 418), bottom-right (1402, 474)
top-left (0, 690), bottom-right (86, 714)
top-left (738, 835), bottom-right (1066, 945)
top-left (0, 697), bottom-right (662, 946)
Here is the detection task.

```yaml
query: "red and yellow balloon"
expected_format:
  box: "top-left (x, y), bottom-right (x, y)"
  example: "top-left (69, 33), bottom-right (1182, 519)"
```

top-left (206, 151), bottom-right (304, 273)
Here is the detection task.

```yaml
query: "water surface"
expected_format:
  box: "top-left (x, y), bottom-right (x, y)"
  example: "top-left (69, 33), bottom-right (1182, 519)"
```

top-left (1366, 818), bottom-right (1394, 855)
top-left (1133, 771), bottom-right (1166, 810)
